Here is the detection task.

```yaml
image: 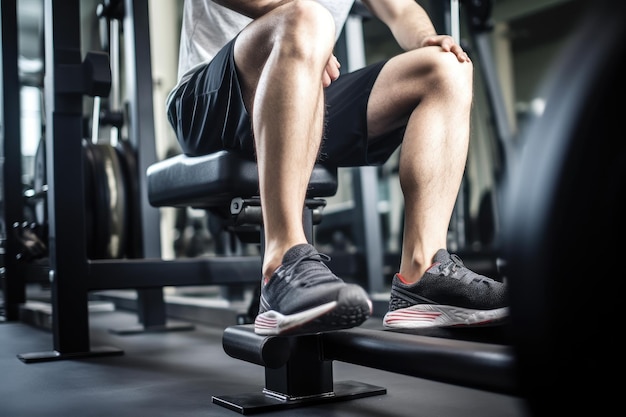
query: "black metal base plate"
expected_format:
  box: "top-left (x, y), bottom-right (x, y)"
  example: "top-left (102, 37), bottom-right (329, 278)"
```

top-left (108, 322), bottom-right (195, 335)
top-left (17, 345), bottom-right (124, 363)
top-left (212, 380), bottom-right (386, 415)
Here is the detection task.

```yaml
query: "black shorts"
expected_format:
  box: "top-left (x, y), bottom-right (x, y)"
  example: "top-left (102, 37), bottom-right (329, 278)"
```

top-left (167, 38), bottom-right (404, 167)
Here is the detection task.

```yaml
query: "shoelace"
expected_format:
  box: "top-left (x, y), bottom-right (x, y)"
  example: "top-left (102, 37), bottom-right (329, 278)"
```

top-left (281, 252), bottom-right (336, 287)
top-left (440, 254), bottom-right (491, 284)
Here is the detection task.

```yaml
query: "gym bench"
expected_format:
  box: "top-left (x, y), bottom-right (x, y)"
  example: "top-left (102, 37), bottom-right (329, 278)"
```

top-left (147, 149), bottom-right (338, 238)
top-left (145, 150), bottom-right (518, 414)
top-left (211, 324), bottom-right (516, 414)
top-left (145, 150), bottom-right (339, 315)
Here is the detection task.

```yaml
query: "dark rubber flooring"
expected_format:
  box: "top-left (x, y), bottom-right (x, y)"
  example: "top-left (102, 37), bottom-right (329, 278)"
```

top-left (0, 304), bottom-right (531, 417)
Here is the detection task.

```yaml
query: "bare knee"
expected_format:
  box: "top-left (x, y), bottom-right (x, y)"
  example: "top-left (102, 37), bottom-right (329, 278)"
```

top-left (274, 1), bottom-right (337, 61)
top-left (234, 1), bottom-right (337, 106)
top-left (421, 48), bottom-right (474, 107)
top-left (281, 1), bottom-right (336, 36)
top-left (238, 1), bottom-right (336, 65)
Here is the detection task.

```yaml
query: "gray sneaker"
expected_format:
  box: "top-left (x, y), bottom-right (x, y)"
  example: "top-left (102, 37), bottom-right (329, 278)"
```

top-left (383, 249), bottom-right (509, 329)
top-left (255, 244), bottom-right (372, 336)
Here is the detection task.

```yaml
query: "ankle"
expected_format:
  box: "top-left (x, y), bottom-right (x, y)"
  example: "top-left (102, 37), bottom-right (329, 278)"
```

top-left (262, 242), bottom-right (309, 281)
top-left (397, 263), bottom-right (432, 284)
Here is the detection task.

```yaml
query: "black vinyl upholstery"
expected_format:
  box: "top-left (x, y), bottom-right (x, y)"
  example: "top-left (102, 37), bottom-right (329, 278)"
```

top-left (146, 150), bottom-right (338, 209)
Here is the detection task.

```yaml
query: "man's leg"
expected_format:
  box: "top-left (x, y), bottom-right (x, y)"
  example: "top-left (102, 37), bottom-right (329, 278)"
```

top-left (234, 2), bottom-right (334, 280)
top-left (365, 47), bottom-right (508, 328)
top-left (367, 47), bottom-right (473, 282)
top-left (232, 1), bottom-right (371, 335)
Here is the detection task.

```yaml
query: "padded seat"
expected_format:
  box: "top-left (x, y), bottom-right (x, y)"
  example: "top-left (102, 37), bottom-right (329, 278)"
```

top-left (146, 150), bottom-right (338, 209)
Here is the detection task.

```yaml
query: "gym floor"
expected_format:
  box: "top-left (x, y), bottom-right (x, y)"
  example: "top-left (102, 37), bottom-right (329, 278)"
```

top-left (0, 289), bottom-right (531, 417)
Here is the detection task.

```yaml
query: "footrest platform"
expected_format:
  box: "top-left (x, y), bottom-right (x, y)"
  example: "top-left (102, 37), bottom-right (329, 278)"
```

top-left (212, 380), bottom-right (386, 415)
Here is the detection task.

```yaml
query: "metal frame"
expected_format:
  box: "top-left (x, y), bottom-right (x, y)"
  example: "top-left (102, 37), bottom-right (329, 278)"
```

top-left (214, 324), bottom-right (516, 413)
top-left (1, 0), bottom-right (27, 322)
top-left (9, 0), bottom-right (260, 363)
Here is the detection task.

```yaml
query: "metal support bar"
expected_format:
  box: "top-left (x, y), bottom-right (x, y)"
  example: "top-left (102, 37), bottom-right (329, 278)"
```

top-left (87, 257), bottom-right (262, 290)
top-left (123, 0), bottom-right (168, 328)
top-left (123, 0), bottom-right (160, 258)
top-left (352, 167), bottom-right (384, 293)
top-left (1, 0), bottom-right (27, 321)
top-left (322, 327), bottom-right (517, 394)
top-left (264, 334), bottom-right (333, 399)
top-left (342, 14), bottom-right (385, 294)
top-left (44, 0), bottom-right (92, 354)
top-left (451, 0), bottom-right (461, 42)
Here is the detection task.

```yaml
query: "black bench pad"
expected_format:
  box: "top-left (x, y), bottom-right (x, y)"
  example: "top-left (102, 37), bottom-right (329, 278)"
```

top-left (222, 324), bottom-right (518, 395)
top-left (147, 151), bottom-right (338, 208)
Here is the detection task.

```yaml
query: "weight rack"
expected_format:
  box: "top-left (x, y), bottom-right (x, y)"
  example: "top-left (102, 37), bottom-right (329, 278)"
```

top-left (1, 0), bottom-right (261, 362)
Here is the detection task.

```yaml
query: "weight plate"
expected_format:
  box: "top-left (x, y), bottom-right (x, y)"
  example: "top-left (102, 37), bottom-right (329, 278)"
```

top-left (83, 140), bottom-right (128, 259)
top-left (33, 136), bottom-right (47, 226)
top-left (116, 139), bottom-right (141, 258)
top-left (82, 140), bottom-right (97, 259)
top-left (34, 139), bottom-right (129, 259)
top-left (502, 3), bottom-right (623, 413)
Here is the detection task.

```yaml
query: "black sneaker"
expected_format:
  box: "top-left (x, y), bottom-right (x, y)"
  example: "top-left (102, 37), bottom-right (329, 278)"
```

top-left (254, 244), bottom-right (372, 336)
top-left (383, 249), bottom-right (508, 329)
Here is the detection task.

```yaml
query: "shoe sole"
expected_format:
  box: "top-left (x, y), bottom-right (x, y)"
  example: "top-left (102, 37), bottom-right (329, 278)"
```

top-left (255, 292), bottom-right (373, 336)
top-left (382, 305), bottom-right (509, 329)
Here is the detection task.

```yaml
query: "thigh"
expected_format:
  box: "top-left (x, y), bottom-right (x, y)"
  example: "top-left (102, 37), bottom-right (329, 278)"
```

top-left (322, 61), bottom-right (404, 167)
top-left (167, 38), bottom-right (254, 158)
top-left (366, 47), bottom-right (470, 138)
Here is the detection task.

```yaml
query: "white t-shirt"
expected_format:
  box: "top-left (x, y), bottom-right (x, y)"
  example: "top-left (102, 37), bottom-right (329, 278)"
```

top-left (169, 0), bottom-right (355, 106)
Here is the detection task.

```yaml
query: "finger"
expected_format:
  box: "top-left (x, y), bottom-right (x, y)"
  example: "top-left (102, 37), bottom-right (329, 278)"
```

top-left (326, 59), bottom-right (340, 82)
top-left (322, 71), bottom-right (331, 88)
top-left (439, 37), bottom-right (453, 52)
top-left (450, 43), bottom-right (470, 62)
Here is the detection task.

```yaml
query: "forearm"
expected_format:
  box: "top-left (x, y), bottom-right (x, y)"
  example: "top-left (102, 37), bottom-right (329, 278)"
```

top-left (361, 0), bottom-right (437, 51)
top-left (211, 0), bottom-right (291, 19)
